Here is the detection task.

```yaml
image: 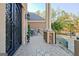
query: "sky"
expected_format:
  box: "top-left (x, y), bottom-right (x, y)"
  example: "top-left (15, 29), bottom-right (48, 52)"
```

top-left (27, 3), bottom-right (79, 16)
top-left (27, 3), bottom-right (45, 12)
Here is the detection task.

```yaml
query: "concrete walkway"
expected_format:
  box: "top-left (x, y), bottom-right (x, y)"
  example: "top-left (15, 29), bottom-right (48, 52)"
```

top-left (14, 33), bottom-right (73, 56)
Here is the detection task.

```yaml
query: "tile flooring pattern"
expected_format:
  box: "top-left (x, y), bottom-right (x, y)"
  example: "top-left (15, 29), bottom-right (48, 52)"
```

top-left (14, 34), bottom-right (73, 56)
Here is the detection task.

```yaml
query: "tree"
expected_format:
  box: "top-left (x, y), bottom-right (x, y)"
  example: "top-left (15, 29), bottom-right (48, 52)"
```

top-left (51, 21), bottom-right (64, 33)
top-left (56, 10), bottom-right (75, 38)
top-left (75, 17), bottom-right (79, 25)
top-left (51, 21), bottom-right (64, 44)
top-left (64, 20), bottom-right (75, 38)
top-left (51, 9), bottom-right (66, 44)
top-left (51, 9), bottom-right (76, 41)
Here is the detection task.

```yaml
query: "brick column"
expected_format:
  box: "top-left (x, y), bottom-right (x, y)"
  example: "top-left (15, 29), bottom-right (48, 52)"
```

top-left (44, 3), bottom-right (55, 44)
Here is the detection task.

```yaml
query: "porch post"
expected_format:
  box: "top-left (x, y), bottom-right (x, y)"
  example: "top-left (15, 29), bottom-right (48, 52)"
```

top-left (44, 3), bottom-right (55, 44)
top-left (45, 3), bottom-right (51, 30)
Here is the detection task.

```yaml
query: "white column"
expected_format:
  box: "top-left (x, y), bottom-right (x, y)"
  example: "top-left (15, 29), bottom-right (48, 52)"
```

top-left (45, 3), bottom-right (48, 30)
top-left (45, 4), bottom-right (55, 44)
top-left (45, 3), bottom-right (51, 31)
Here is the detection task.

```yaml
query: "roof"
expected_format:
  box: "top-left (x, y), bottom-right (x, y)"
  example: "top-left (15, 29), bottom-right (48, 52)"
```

top-left (27, 12), bottom-right (44, 21)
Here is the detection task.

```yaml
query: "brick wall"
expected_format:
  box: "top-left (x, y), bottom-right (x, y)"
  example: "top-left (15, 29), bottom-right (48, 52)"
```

top-left (29, 21), bottom-right (46, 30)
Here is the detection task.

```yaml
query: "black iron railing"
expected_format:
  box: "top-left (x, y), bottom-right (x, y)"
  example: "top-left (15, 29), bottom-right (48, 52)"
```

top-left (6, 3), bottom-right (22, 56)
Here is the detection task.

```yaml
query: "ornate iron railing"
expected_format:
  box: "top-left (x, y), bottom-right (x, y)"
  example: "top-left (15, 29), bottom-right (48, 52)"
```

top-left (6, 3), bottom-right (22, 56)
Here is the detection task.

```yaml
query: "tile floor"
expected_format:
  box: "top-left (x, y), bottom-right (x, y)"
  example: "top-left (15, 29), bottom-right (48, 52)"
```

top-left (14, 33), bottom-right (73, 56)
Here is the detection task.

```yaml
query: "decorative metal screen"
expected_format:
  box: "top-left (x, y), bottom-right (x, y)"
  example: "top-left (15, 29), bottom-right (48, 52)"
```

top-left (6, 3), bottom-right (22, 56)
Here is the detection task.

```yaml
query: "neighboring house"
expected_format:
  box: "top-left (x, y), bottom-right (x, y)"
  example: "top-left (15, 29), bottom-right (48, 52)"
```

top-left (28, 12), bottom-right (46, 31)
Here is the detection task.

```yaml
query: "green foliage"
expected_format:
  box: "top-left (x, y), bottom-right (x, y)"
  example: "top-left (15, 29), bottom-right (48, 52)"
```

top-left (27, 23), bottom-right (31, 36)
top-left (27, 13), bottom-right (31, 36)
top-left (75, 17), bottom-right (79, 25)
top-left (51, 10), bottom-right (66, 33)
top-left (51, 21), bottom-right (64, 33)
top-left (65, 21), bottom-right (75, 32)
top-left (51, 9), bottom-right (74, 33)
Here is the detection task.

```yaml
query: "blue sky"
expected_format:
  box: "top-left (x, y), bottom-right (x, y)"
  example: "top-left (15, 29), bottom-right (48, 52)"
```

top-left (27, 3), bottom-right (45, 12)
top-left (28, 3), bottom-right (79, 15)
top-left (51, 3), bottom-right (79, 15)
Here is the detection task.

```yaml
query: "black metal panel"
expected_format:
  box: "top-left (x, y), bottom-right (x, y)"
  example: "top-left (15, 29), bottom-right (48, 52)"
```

top-left (6, 3), bottom-right (22, 56)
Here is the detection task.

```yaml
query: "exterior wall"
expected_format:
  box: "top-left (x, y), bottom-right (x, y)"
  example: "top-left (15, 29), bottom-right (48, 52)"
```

top-left (0, 3), bottom-right (27, 55)
top-left (22, 4), bottom-right (27, 45)
top-left (0, 4), bottom-right (6, 55)
top-left (29, 21), bottom-right (45, 30)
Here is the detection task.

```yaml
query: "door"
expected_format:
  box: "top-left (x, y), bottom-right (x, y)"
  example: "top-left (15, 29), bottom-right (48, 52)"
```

top-left (6, 3), bottom-right (22, 56)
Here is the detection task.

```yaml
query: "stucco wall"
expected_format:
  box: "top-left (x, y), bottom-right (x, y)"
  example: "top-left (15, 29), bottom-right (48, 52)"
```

top-left (0, 4), bottom-right (6, 54)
